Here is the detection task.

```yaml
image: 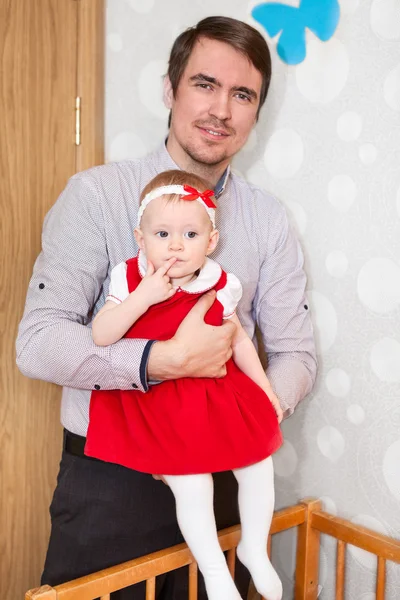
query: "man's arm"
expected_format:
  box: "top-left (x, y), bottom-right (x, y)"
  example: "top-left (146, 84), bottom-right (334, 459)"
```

top-left (16, 175), bottom-right (153, 392)
top-left (254, 207), bottom-right (317, 419)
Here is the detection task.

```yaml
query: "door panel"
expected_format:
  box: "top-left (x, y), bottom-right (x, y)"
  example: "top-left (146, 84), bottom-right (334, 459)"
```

top-left (0, 2), bottom-right (78, 598)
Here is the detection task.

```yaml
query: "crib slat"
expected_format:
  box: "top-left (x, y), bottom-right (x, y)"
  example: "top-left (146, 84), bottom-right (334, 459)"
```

top-left (145, 577), bottom-right (156, 600)
top-left (335, 540), bottom-right (346, 600)
top-left (295, 499), bottom-right (321, 599)
top-left (188, 561), bottom-right (198, 600)
top-left (227, 548), bottom-right (236, 578)
top-left (376, 557), bottom-right (386, 600)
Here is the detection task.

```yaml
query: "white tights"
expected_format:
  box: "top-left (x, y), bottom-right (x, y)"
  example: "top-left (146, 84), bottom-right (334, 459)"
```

top-left (164, 457), bottom-right (282, 600)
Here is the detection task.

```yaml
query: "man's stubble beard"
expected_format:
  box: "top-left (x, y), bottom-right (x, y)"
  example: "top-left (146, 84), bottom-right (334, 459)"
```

top-left (182, 139), bottom-right (232, 169)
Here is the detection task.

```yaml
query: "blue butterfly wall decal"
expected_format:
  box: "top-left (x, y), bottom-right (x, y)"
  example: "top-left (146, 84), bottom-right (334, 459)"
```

top-left (251, 0), bottom-right (340, 65)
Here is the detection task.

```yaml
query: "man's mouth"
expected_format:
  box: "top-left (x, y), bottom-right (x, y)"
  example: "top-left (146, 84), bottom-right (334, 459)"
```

top-left (198, 125), bottom-right (230, 138)
top-left (204, 129), bottom-right (227, 137)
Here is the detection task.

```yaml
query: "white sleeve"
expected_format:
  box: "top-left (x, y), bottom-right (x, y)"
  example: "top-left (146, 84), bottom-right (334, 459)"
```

top-left (217, 273), bottom-right (243, 319)
top-left (106, 262), bottom-right (129, 304)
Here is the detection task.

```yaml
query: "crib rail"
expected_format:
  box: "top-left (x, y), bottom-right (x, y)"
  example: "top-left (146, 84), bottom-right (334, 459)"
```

top-left (310, 509), bottom-right (400, 600)
top-left (310, 510), bottom-right (400, 563)
top-left (25, 500), bottom-right (313, 600)
top-left (25, 498), bottom-right (400, 600)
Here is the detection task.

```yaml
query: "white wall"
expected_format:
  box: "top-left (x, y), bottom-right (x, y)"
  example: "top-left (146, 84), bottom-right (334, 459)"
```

top-left (105, 1), bottom-right (400, 598)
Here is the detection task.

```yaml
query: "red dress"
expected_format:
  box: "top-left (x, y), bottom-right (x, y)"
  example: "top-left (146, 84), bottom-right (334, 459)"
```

top-left (85, 254), bottom-right (282, 475)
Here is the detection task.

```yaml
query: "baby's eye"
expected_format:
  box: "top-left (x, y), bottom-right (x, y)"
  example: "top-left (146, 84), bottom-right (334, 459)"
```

top-left (156, 231), bottom-right (169, 238)
top-left (184, 231), bottom-right (197, 239)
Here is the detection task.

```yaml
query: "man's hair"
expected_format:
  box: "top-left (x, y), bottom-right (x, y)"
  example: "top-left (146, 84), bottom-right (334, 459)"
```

top-left (167, 16), bottom-right (272, 120)
top-left (140, 170), bottom-right (213, 205)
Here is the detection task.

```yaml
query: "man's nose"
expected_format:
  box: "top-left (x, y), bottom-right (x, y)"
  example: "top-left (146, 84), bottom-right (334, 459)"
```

top-left (209, 91), bottom-right (231, 122)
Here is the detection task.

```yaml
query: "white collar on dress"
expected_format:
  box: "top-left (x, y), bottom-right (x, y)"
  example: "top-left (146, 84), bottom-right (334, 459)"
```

top-left (138, 250), bottom-right (222, 294)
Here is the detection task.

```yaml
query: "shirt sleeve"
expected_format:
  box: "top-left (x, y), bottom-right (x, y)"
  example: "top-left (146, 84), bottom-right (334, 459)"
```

top-left (106, 262), bottom-right (129, 304)
top-left (254, 204), bottom-right (317, 419)
top-left (16, 174), bottom-right (154, 393)
top-left (216, 273), bottom-right (243, 318)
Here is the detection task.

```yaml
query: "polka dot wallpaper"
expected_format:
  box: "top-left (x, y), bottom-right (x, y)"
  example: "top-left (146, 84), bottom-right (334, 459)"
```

top-left (105, 1), bottom-right (400, 598)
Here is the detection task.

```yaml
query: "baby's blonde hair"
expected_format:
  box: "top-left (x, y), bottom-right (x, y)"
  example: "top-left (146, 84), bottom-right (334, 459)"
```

top-left (139, 169), bottom-right (215, 206)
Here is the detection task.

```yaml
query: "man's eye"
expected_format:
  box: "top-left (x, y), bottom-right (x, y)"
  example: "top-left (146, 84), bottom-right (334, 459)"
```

top-left (236, 93), bottom-right (250, 102)
top-left (185, 231), bottom-right (197, 239)
top-left (156, 231), bottom-right (168, 238)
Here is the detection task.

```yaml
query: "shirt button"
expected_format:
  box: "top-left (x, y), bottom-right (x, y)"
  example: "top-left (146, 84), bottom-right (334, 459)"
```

top-left (132, 383), bottom-right (138, 389)
top-left (39, 283), bottom-right (45, 289)
top-left (304, 304), bottom-right (308, 310)
top-left (94, 384), bottom-right (101, 390)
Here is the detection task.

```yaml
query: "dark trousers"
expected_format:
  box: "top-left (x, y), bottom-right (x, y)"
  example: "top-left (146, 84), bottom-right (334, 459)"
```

top-left (41, 431), bottom-right (250, 599)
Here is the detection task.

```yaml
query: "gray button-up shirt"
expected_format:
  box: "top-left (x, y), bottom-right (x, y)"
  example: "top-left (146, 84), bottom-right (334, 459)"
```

top-left (16, 143), bottom-right (317, 436)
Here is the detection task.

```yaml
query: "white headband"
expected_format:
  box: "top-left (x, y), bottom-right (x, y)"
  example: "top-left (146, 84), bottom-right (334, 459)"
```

top-left (137, 184), bottom-right (216, 228)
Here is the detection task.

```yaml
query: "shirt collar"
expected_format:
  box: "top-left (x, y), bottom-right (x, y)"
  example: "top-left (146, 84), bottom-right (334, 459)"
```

top-left (138, 251), bottom-right (222, 294)
top-left (152, 141), bottom-right (231, 200)
top-left (214, 166), bottom-right (230, 199)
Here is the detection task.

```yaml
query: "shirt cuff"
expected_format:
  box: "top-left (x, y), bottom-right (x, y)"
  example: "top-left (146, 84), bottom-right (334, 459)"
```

top-left (140, 340), bottom-right (157, 391)
top-left (109, 338), bottom-right (156, 393)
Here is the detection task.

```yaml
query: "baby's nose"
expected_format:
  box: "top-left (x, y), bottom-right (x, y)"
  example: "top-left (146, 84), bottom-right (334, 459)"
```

top-left (168, 236), bottom-right (184, 250)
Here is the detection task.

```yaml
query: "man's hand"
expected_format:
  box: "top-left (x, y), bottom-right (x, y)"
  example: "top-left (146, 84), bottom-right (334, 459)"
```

top-left (147, 290), bottom-right (236, 381)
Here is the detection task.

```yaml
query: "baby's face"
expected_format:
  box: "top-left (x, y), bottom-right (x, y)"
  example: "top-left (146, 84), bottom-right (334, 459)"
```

top-left (135, 195), bottom-right (218, 281)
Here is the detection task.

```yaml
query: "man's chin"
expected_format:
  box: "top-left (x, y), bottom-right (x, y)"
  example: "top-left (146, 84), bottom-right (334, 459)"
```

top-left (184, 144), bottom-right (231, 168)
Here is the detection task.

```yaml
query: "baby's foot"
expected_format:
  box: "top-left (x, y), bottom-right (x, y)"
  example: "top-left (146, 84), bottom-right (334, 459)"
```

top-left (203, 567), bottom-right (243, 600)
top-left (237, 542), bottom-right (282, 600)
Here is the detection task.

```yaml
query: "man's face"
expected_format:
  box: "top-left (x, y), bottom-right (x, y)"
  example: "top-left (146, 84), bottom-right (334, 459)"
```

top-left (165, 37), bottom-right (262, 171)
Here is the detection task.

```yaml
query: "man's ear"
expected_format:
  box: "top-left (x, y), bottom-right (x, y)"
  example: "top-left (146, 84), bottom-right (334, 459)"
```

top-left (163, 75), bottom-right (174, 109)
top-left (206, 229), bottom-right (219, 255)
top-left (134, 227), bottom-right (145, 251)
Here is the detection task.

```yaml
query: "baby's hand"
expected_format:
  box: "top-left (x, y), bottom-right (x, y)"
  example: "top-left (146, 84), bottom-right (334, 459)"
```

top-left (266, 389), bottom-right (283, 424)
top-left (137, 258), bottom-right (177, 307)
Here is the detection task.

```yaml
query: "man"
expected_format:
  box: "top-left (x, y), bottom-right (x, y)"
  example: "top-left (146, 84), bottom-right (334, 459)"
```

top-left (17, 16), bottom-right (316, 599)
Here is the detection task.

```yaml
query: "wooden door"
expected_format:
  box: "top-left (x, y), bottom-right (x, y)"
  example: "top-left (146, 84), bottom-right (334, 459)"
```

top-left (0, 2), bottom-right (104, 599)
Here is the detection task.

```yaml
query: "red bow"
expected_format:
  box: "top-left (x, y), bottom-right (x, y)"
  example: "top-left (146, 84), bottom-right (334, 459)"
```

top-left (182, 184), bottom-right (216, 208)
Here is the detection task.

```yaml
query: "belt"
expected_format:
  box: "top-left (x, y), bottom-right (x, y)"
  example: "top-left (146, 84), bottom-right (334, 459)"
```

top-left (64, 428), bottom-right (96, 460)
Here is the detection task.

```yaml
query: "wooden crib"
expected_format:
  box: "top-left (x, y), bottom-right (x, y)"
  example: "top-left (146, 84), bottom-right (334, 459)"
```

top-left (25, 498), bottom-right (400, 600)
